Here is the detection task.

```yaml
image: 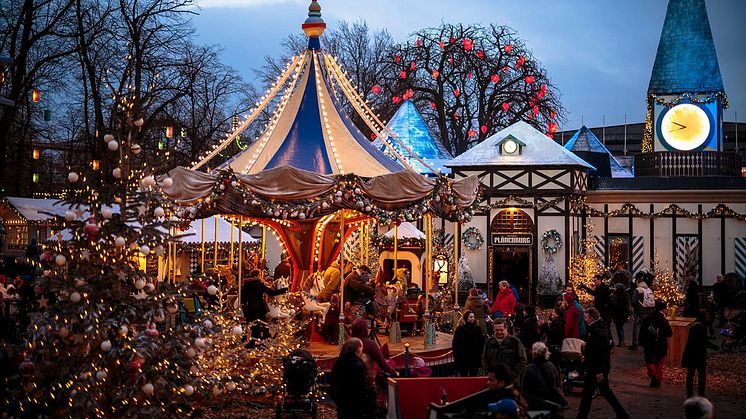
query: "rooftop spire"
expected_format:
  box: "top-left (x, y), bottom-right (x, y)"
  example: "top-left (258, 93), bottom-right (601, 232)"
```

top-left (302, 0), bottom-right (326, 50)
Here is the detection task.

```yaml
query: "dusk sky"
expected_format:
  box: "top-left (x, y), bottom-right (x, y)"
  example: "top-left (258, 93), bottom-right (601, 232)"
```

top-left (190, 0), bottom-right (746, 132)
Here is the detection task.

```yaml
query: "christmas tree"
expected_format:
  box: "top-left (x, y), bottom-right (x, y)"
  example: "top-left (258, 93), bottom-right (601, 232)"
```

top-left (650, 257), bottom-right (685, 307)
top-left (568, 237), bottom-right (604, 305)
top-left (537, 254), bottom-right (562, 295)
top-left (457, 255), bottom-right (475, 293)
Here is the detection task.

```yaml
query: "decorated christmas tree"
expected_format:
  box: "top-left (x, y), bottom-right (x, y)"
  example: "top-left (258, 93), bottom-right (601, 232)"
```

top-left (568, 237), bottom-right (604, 305)
top-left (457, 254), bottom-right (475, 293)
top-left (537, 255), bottom-right (562, 295)
top-left (650, 257), bottom-right (685, 307)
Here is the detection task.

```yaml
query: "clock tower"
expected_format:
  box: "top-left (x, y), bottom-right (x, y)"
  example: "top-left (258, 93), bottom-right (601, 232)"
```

top-left (644, 0), bottom-right (726, 154)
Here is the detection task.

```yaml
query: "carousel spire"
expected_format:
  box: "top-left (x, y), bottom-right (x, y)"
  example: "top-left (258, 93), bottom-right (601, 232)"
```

top-left (302, 0), bottom-right (326, 50)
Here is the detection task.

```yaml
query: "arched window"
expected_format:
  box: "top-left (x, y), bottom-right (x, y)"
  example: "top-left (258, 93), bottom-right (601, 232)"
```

top-left (491, 209), bottom-right (532, 234)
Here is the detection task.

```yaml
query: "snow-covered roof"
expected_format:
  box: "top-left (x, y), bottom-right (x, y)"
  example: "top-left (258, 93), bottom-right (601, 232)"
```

top-left (383, 221), bottom-right (425, 240)
top-left (177, 216), bottom-right (258, 244)
top-left (5, 197), bottom-right (75, 221)
top-left (564, 126), bottom-right (632, 178)
top-left (447, 121), bottom-right (594, 169)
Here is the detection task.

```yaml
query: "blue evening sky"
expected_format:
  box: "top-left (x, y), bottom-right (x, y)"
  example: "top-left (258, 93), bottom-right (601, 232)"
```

top-left (190, 0), bottom-right (746, 131)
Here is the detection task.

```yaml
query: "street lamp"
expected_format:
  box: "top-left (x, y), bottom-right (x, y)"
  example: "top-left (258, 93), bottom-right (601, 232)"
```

top-left (0, 54), bottom-right (14, 107)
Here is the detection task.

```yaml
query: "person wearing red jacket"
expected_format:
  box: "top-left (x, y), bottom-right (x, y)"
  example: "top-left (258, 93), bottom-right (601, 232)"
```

top-left (562, 293), bottom-right (581, 339)
top-left (490, 280), bottom-right (517, 316)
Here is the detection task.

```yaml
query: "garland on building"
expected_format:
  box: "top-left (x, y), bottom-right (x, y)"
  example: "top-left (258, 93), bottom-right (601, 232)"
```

top-left (462, 226), bottom-right (484, 250)
top-left (651, 91), bottom-right (729, 108)
top-left (541, 229), bottom-right (562, 254)
top-left (583, 202), bottom-right (746, 222)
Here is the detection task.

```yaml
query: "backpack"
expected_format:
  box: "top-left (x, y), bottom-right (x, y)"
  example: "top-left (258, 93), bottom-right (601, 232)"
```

top-left (641, 288), bottom-right (656, 308)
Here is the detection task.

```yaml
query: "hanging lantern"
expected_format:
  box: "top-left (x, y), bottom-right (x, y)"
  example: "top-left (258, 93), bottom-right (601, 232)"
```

top-left (32, 89), bottom-right (41, 103)
top-left (158, 141), bottom-right (164, 150)
top-left (32, 149), bottom-right (40, 160)
top-left (180, 127), bottom-right (187, 137)
top-left (91, 160), bottom-right (101, 170)
top-left (165, 126), bottom-right (173, 138)
top-left (32, 173), bottom-right (39, 183)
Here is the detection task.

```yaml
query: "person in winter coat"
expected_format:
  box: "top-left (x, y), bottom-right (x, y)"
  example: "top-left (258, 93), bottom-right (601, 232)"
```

top-left (581, 274), bottom-right (613, 337)
top-left (463, 287), bottom-right (489, 334)
top-left (490, 280), bottom-right (516, 317)
top-left (577, 308), bottom-right (629, 419)
top-left (611, 284), bottom-right (631, 347)
top-left (630, 280), bottom-right (655, 349)
top-left (329, 338), bottom-right (376, 418)
top-left (544, 307), bottom-right (565, 368)
top-left (682, 312), bottom-right (719, 398)
top-left (343, 265), bottom-right (375, 323)
top-left (639, 301), bottom-right (673, 388)
top-left (521, 342), bottom-right (568, 411)
top-left (350, 319), bottom-right (397, 385)
top-left (562, 293), bottom-right (581, 340)
top-left (452, 310), bottom-right (486, 376)
top-left (240, 270), bottom-right (288, 341)
top-left (482, 318), bottom-right (527, 387)
top-left (517, 305), bottom-right (540, 351)
top-left (683, 279), bottom-right (701, 318)
top-left (273, 255), bottom-right (293, 281)
top-left (319, 260), bottom-right (350, 303)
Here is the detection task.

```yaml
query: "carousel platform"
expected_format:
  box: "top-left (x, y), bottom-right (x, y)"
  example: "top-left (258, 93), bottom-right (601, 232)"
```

top-left (305, 330), bottom-right (454, 370)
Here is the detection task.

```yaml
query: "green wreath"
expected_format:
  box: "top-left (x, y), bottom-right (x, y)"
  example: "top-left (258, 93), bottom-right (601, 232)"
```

top-left (462, 226), bottom-right (484, 250)
top-left (541, 229), bottom-right (562, 254)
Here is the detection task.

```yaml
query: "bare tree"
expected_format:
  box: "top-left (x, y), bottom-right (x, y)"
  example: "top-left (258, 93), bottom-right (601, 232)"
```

top-left (380, 23), bottom-right (565, 156)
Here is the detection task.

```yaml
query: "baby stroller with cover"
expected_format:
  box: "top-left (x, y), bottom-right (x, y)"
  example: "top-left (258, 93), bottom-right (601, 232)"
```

top-left (560, 338), bottom-right (586, 395)
top-left (276, 349), bottom-right (318, 419)
top-left (720, 311), bottom-right (746, 353)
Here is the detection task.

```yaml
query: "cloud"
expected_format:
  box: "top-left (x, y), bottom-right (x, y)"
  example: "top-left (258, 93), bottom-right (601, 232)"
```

top-left (196, 0), bottom-right (303, 8)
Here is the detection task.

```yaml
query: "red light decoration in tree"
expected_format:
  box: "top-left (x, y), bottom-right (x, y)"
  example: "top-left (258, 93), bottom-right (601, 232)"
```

top-left (462, 39), bottom-right (473, 51)
top-left (504, 44), bottom-right (513, 53)
top-left (416, 38), bottom-right (421, 47)
top-left (502, 102), bottom-right (510, 112)
top-left (533, 105), bottom-right (539, 115)
top-left (432, 70), bottom-right (440, 79)
top-left (467, 72), bottom-right (473, 79)
top-left (453, 87), bottom-right (460, 97)
top-left (392, 96), bottom-right (401, 104)
top-left (481, 125), bottom-right (488, 134)
top-left (516, 56), bottom-right (526, 68)
top-left (399, 71), bottom-right (407, 79)
top-left (449, 36), bottom-right (456, 44)
top-left (476, 50), bottom-right (485, 59)
top-left (395, 55), bottom-right (401, 64)
top-left (431, 101), bottom-right (437, 109)
top-left (410, 61), bottom-right (416, 70)
top-left (525, 75), bottom-right (535, 84)
top-left (550, 111), bottom-right (556, 119)
top-left (371, 85), bottom-right (381, 94)
top-left (453, 112), bottom-right (459, 119)
top-left (490, 74), bottom-right (500, 83)
top-left (548, 122), bottom-right (558, 133)
top-left (468, 129), bottom-right (477, 137)
top-left (439, 41), bottom-right (445, 49)
top-left (370, 132), bottom-right (377, 140)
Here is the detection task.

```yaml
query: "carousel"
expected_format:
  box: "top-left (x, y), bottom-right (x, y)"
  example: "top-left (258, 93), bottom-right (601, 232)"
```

top-left (159, 1), bottom-right (479, 358)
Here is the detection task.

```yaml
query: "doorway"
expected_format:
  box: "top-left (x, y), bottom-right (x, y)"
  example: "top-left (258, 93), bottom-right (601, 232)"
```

top-left (492, 247), bottom-right (531, 303)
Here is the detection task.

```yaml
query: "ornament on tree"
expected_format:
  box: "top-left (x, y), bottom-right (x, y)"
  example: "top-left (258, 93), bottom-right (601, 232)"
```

top-left (64, 211), bottom-right (76, 221)
top-left (83, 218), bottom-right (99, 240)
top-left (115, 237), bottom-right (126, 247)
top-left (103, 134), bottom-right (114, 143)
top-left (134, 279), bottom-right (146, 290)
top-left (133, 118), bottom-right (144, 127)
top-left (112, 168), bottom-right (122, 179)
top-left (107, 140), bottom-right (119, 151)
top-left (130, 144), bottom-right (142, 155)
top-left (144, 323), bottom-right (159, 338)
top-left (69, 292), bottom-right (82, 303)
top-left (538, 254), bottom-right (562, 295)
top-left (142, 383), bottom-right (155, 396)
top-left (232, 325), bottom-right (243, 336)
top-left (102, 208), bottom-right (113, 219)
top-left (96, 371), bottom-right (107, 381)
top-left (194, 337), bottom-right (206, 349)
top-left (68, 172), bottom-right (79, 183)
top-left (144, 283), bottom-right (155, 293)
top-left (55, 254), bottom-right (67, 266)
top-left (100, 340), bottom-right (112, 352)
top-left (182, 384), bottom-right (194, 396)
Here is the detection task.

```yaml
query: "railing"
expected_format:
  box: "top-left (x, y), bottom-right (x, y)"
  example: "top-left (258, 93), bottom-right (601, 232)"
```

top-left (634, 151), bottom-right (742, 177)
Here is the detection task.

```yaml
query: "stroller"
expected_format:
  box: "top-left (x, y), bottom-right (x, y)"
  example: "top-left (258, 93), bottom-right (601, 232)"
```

top-left (276, 349), bottom-right (318, 419)
top-left (559, 338), bottom-right (586, 395)
top-left (720, 311), bottom-right (746, 353)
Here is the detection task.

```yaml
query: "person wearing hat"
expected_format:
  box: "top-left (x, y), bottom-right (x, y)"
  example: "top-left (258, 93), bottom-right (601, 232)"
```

top-left (350, 318), bottom-right (397, 384)
top-left (639, 300), bottom-right (673, 388)
top-left (343, 265), bottom-right (374, 324)
top-left (488, 398), bottom-right (520, 419)
top-left (452, 310), bottom-right (485, 376)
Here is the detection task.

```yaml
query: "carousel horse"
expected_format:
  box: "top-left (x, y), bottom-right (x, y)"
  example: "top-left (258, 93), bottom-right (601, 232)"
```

top-left (267, 276), bottom-right (294, 320)
top-left (302, 272), bottom-right (331, 324)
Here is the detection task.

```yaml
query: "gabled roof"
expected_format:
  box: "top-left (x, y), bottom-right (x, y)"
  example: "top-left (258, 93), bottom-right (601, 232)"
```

top-left (447, 121), bottom-right (594, 169)
top-left (383, 221), bottom-right (425, 240)
top-left (565, 126), bottom-right (632, 178)
top-left (648, 0), bottom-right (724, 94)
top-left (378, 101), bottom-right (452, 174)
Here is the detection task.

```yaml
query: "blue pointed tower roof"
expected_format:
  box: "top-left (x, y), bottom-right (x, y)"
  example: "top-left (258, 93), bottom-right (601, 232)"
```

top-left (217, 1), bottom-right (404, 176)
top-left (565, 126), bottom-right (631, 178)
top-left (379, 100), bottom-right (452, 174)
top-left (648, 0), bottom-right (724, 94)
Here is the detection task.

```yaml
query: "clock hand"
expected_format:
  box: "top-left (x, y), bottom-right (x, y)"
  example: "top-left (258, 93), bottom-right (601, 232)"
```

top-left (671, 121), bottom-right (686, 129)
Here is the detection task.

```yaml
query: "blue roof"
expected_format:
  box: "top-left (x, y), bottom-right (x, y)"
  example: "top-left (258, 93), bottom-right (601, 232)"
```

top-left (565, 126), bottom-right (631, 177)
top-left (381, 101), bottom-right (452, 174)
top-left (648, 0), bottom-right (724, 94)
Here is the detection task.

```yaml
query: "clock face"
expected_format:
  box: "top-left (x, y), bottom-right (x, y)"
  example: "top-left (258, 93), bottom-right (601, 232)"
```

top-left (660, 103), bottom-right (711, 151)
top-left (503, 139), bottom-right (518, 154)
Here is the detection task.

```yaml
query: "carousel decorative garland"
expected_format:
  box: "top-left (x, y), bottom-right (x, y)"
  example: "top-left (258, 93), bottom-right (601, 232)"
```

top-left (175, 168), bottom-right (481, 224)
top-left (461, 227), bottom-right (484, 250)
top-left (541, 229), bottom-right (562, 254)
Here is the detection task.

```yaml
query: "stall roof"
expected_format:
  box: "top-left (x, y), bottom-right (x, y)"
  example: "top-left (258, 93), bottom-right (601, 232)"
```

top-left (177, 216), bottom-right (259, 244)
top-left (383, 221), bottom-right (425, 240)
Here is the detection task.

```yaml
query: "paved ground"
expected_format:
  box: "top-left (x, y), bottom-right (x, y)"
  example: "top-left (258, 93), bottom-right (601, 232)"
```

top-left (562, 324), bottom-right (746, 419)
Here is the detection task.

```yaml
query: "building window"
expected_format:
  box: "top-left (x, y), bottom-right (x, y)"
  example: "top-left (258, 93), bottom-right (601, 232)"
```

top-left (607, 234), bottom-right (631, 271)
top-left (491, 209), bottom-right (532, 234)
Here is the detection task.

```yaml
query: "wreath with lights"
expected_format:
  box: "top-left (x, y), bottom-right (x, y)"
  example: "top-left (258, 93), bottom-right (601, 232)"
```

top-left (462, 227), bottom-right (484, 250)
top-left (541, 229), bottom-right (562, 254)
